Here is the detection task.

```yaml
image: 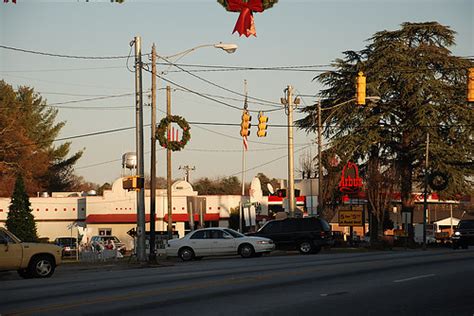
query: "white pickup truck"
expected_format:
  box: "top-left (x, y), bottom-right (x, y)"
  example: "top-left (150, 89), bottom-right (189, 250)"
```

top-left (0, 227), bottom-right (62, 278)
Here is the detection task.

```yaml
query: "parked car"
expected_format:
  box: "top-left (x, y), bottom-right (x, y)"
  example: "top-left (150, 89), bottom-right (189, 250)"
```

top-left (166, 227), bottom-right (275, 261)
top-left (452, 219), bottom-right (474, 249)
top-left (90, 235), bottom-right (126, 254)
top-left (247, 217), bottom-right (333, 254)
top-left (0, 227), bottom-right (62, 278)
top-left (54, 237), bottom-right (78, 257)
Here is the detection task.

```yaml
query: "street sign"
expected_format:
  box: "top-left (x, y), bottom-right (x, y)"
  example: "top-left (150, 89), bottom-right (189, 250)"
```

top-left (338, 209), bottom-right (363, 226)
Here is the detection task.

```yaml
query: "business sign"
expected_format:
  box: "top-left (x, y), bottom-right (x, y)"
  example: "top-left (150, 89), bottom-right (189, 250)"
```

top-left (338, 209), bottom-right (363, 226)
top-left (339, 162), bottom-right (363, 194)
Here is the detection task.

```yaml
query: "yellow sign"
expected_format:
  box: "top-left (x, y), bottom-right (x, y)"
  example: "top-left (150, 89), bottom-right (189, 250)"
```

top-left (338, 210), bottom-right (363, 226)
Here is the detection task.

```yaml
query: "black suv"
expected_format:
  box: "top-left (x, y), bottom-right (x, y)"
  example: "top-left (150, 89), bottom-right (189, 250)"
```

top-left (452, 219), bottom-right (474, 249)
top-left (248, 217), bottom-right (333, 254)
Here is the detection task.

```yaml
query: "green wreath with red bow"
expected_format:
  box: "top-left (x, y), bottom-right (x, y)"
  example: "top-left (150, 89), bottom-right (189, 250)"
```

top-left (156, 115), bottom-right (191, 152)
top-left (217, 0), bottom-right (278, 37)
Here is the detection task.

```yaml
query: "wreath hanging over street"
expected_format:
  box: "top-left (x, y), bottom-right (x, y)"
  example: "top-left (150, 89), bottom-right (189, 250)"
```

top-left (156, 115), bottom-right (191, 152)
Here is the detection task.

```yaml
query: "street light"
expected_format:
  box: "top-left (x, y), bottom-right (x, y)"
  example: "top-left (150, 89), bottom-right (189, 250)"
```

top-left (148, 41), bottom-right (237, 261)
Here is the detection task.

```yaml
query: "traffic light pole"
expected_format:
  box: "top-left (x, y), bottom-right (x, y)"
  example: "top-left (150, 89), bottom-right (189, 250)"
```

top-left (134, 36), bottom-right (146, 262)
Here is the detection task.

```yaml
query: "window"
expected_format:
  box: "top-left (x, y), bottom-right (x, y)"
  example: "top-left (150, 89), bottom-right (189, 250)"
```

top-left (302, 218), bottom-right (319, 231)
top-left (209, 230), bottom-right (224, 239)
top-left (99, 228), bottom-right (112, 236)
top-left (260, 221), bottom-right (282, 234)
top-left (190, 230), bottom-right (208, 239)
top-left (459, 220), bottom-right (474, 229)
top-left (282, 219), bottom-right (299, 233)
top-left (0, 231), bottom-right (14, 243)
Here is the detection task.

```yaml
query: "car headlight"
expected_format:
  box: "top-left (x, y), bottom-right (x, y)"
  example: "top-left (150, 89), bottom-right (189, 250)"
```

top-left (257, 240), bottom-right (272, 245)
top-left (454, 231), bottom-right (461, 236)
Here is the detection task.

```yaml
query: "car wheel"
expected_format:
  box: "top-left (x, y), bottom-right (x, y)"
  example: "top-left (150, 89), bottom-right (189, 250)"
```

top-left (179, 247), bottom-right (195, 262)
top-left (28, 255), bottom-right (55, 278)
top-left (239, 244), bottom-right (255, 258)
top-left (17, 268), bottom-right (32, 279)
top-left (298, 240), bottom-right (313, 254)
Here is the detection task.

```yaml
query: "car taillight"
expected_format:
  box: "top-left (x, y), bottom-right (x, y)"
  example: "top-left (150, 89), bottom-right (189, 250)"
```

top-left (320, 231), bottom-right (326, 237)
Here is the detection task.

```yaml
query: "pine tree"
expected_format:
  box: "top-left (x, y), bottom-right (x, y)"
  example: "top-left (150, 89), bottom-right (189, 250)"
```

top-left (297, 22), bottom-right (473, 240)
top-left (6, 174), bottom-right (38, 242)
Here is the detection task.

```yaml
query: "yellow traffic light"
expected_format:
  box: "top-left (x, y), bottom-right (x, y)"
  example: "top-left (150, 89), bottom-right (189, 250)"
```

top-left (356, 71), bottom-right (366, 105)
top-left (257, 112), bottom-right (268, 137)
top-left (122, 176), bottom-right (144, 191)
top-left (240, 110), bottom-right (251, 137)
top-left (468, 68), bottom-right (474, 102)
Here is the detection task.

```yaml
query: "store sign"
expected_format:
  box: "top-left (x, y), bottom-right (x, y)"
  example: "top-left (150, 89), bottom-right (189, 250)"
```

top-left (338, 209), bottom-right (363, 226)
top-left (339, 162), bottom-right (363, 193)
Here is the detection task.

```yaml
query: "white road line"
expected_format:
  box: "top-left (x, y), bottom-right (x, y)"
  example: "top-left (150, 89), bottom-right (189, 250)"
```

top-left (393, 274), bottom-right (436, 283)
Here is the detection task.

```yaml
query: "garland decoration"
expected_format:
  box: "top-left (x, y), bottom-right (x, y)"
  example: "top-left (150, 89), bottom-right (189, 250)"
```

top-left (217, 0), bottom-right (278, 37)
top-left (156, 115), bottom-right (191, 152)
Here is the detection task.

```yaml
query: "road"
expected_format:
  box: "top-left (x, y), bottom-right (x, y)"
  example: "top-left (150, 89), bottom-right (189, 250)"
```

top-left (1, 248), bottom-right (474, 316)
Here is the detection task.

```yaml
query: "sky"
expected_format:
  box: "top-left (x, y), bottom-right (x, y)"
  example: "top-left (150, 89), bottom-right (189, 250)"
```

top-left (1, 0), bottom-right (473, 186)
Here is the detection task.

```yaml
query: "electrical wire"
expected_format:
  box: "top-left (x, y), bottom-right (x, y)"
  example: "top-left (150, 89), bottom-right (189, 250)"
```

top-left (157, 55), bottom-right (282, 108)
top-left (0, 44), bottom-right (145, 60)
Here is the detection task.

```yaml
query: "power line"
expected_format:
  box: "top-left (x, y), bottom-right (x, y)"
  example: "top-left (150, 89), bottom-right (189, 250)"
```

top-left (0, 44), bottom-right (142, 60)
top-left (157, 55), bottom-right (282, 108)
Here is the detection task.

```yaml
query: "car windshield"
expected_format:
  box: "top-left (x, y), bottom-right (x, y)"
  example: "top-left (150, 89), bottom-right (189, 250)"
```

top-left (458, 220), bottom-right (474, 229)
top-left (223, 229), bottom-right (244, 238)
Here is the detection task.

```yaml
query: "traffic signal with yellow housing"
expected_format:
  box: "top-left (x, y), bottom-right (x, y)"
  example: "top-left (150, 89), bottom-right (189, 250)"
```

top-left (122, 176), bottom-right (144, 191)
top-left (356, 71), bottom-right (366, 105)
top-left (468, 68), bottom-right (474, 102)
top-left (240, 110), bottom-right (251, 137)
top-left (257, 112), bottom-right (268, 137)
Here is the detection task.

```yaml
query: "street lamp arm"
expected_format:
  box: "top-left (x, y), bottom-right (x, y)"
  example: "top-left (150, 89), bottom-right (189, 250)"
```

top-left (161, 42), bottom-right (238, 59)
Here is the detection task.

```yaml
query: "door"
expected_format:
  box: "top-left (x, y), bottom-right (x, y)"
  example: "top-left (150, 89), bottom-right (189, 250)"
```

top-left (188, 230), bottom-right (213, 256)
top-left (210, 229), bottom-right (236, 255)
top-left (0, 230), bottom-right (23, 270)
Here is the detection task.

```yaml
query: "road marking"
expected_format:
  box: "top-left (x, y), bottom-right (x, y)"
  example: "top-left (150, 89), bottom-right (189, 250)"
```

top-left (393, 274), bottom-right (435, 283)
top-left (320, 291), bottom-right (348, 297)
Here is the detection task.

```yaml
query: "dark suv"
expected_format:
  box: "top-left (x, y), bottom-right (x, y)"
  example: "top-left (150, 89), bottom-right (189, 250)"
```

top-left (452, 219), bottom-right (474, 249)
top-left (248, 217), bottom-right (333, 254)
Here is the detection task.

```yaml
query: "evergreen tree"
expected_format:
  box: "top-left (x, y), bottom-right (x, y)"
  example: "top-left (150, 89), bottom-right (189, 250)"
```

top-left (0, 81), bottom-right (83, 195)
top-left (297, 22), bottom-right (473, 240)
top-left (6, 174), bottom-right (38, 242)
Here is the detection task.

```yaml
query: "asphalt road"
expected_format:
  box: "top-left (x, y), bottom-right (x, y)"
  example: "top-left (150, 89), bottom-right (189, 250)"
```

top-left (1, 248), bottom-right (474, 316)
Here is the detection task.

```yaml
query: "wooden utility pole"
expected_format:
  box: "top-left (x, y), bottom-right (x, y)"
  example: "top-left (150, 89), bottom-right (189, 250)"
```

top-left (317, 100), bottom-right (323, 216)
top-left (149, 44), bottom-right (157, 261)
top-left (167, 86), bottom-right (173, 237)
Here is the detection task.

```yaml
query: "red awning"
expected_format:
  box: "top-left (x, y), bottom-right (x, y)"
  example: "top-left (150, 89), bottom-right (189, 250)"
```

top-left (86, 214), bottom-right (154, 224)
top-left (163, 213), bottom-right (220, 222)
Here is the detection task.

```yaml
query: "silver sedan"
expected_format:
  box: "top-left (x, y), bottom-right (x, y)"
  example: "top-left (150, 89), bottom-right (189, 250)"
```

top-left (166, 228), bottom-right (275, 261)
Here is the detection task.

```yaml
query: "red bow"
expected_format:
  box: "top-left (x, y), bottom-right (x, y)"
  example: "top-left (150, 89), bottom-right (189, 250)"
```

top-left (4, 0), bottom-right (17, 3)
top-left (227, 0), bottom-right (263, 37)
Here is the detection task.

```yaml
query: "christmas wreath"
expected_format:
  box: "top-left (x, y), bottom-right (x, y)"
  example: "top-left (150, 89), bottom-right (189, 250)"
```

top-left (217, 0), bottom-right (278, 37)
top-left (156, 115), bottom-right (191, 152)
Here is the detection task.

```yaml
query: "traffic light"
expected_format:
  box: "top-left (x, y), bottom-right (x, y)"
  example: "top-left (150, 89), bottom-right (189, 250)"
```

top-left (468, 68), bottom-right (474, 102)
top-left (122, 176), bottom-right (144, 191)
top-left (240, 110), bottom-right (251, 137)
top-left (257, 112), bottom-right (268, 137)
top-left (356, 71), bottom-right (366, 105)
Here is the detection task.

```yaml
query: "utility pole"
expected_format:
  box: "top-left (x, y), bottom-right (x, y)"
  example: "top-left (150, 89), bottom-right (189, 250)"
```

top-left (281, 86), bottom-right (298, 218)
top-left (179, 165), bottom-right (195, 182)
top-left (166, 86), bottom-right (173, 238)
top-left (240, 80), bottom-right (248, 232)
top-left (133, 36), bottom-right (146, 262)
top-left (422, 132), bottom-right (430, 250)
top-left (317, 100), bottom-right (323, 216)
top-left (149, 43), bottom-right (157, 262)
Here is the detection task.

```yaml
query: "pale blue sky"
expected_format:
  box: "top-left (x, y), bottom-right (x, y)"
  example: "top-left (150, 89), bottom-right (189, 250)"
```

top-left (1, 0), bottom-right (472, 185)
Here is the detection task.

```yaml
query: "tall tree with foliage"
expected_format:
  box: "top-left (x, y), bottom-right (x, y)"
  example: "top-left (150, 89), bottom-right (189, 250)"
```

top-left (0, 81), bottom-right (83, 195)
top-left (6, 174), bottom-right (38, 242)
top-left (297, 22), bottom-right (473, 240)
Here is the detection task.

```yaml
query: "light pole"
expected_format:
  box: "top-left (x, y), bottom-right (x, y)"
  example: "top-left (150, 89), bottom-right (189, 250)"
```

top-left (148, 42), bottom-right (237, 245)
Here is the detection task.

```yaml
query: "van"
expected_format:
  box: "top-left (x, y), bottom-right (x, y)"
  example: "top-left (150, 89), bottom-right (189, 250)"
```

top-left (247, 217), bottom-right (333, 254)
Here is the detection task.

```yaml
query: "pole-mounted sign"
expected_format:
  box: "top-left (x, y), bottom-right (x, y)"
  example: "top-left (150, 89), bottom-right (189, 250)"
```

top-left (339, 161), bottom-right (363, 193)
